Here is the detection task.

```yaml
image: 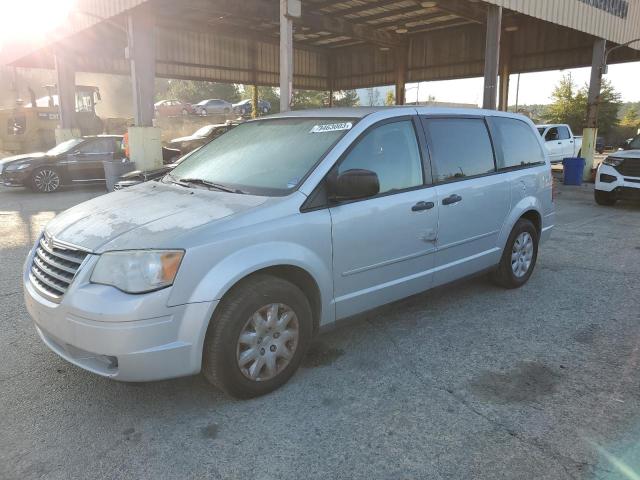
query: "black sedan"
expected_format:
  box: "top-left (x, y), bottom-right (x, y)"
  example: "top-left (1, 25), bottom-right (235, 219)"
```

top-left (0, 135), bottom-right (124, 193)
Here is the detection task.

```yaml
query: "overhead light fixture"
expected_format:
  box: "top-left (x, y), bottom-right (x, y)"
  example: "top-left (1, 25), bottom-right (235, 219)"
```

top-left (395, 26), bottom-right (408, 34)
top-left (380, 46), bottom-right (391, 51)
top-left (505, 25), bottom-right (519, 32)
top-left (421, 1), bottom-right (437, 8)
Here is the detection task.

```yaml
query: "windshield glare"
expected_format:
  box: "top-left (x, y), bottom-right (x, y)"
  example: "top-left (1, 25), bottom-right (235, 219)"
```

top-left (169, 118), bottom-right (355, 196)
top-left (194, 125), bottom-right (215, 137)
top-left (46, 138), bottom-right (84, 156)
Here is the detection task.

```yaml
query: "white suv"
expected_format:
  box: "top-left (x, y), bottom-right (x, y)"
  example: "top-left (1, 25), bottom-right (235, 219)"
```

top-left (594, 150), bottom-right (640, 205)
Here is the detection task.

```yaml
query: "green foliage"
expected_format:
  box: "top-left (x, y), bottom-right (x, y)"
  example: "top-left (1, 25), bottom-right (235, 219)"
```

top-left (543, 73), bottom-right (622, 136)
top-left (620, 105), bottom-right (640, 129)
top-left (333, 90), bottom-right (360, 107)
top-left (385, 90), bottom-right (395, 106)
top-left (158, 80), bottom-right (240, 104)
top-left (292, 90), bottom-right (328, 110)
top-left (240, 86), bottom-right (281, 114)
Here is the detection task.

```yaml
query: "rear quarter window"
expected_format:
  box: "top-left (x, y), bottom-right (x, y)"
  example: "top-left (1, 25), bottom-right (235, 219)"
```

top-left (490, 117), bottom-right (546, 170)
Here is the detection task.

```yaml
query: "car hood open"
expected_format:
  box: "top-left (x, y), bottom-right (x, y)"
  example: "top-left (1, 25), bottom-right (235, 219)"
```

top-left (44, 181), bottom-right (269, 252)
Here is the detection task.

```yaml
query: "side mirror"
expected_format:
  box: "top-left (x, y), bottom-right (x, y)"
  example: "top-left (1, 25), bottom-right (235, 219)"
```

top-left (328, 169), bottom-right (380, 202)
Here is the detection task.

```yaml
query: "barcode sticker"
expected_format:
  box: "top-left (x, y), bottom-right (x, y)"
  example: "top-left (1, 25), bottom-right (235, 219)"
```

top-left (310, 122), bottom-right (353, 133)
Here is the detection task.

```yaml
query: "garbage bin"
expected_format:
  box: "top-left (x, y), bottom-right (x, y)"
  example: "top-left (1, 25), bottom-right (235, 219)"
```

top-left (103, 158), bottom-right (136, 192)
top-left (562, 157), bottom-right (585, 186)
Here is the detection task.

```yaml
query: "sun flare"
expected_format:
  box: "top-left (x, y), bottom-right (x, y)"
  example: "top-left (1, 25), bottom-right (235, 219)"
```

top-left (0, 0), bottom-right (75, 47)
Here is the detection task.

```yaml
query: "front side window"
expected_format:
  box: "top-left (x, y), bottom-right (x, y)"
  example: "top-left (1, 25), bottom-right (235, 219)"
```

top-left (169, 117), bottom-right (356, 196)
top-left (491, 117), bottom-right (546, 170)
top-left (337, 120), bottom-right (423, 194)
top-left (46, 138), bottom-right (83, 156)
top-left (424, 118), bottom-right (495, 183)
top-left (545, 128), bottom-right (559, 141)
top-left (629, 135), bottom-right (640, 149)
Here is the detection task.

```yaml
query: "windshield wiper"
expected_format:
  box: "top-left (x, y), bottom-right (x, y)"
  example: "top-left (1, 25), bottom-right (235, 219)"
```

top-left (178, 178), bottom-right (245, 194)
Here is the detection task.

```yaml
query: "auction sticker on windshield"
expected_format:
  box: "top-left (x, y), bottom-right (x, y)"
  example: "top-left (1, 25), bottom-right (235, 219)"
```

top-left (310, 122), bottom-right (353, 133)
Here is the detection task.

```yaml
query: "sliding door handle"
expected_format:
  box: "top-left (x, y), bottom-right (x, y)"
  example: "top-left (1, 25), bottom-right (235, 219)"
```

top-left (442, 194), bottom-right (462, 206)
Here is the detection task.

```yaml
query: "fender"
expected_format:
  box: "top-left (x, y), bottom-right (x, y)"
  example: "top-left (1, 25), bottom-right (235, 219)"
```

top-left (183, 241), bottom-right (334, 325)
top-left (497, 195), bottom-right (543, 251)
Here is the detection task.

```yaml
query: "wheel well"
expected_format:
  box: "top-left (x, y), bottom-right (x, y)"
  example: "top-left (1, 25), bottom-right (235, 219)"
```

top-left (228, 265), bottom-right (322, 335)
top-left (521, 210), bottom-right (541, 235)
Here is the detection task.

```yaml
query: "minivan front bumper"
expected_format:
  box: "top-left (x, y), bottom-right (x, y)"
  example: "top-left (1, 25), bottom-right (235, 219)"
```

top-left (23, 247), bottom-right (217, 382)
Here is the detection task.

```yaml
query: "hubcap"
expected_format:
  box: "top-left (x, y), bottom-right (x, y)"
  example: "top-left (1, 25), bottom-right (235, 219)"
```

top-left (34, 169), bottom-right (60, 192)
top-left (236, 303), bottom-right (299, 382)
top-left (511, 232), bottom-right (534, 278)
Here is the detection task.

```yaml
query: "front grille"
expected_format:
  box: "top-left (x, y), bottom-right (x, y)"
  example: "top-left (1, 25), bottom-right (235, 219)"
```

top-left (615, 159), bottom-right (640, 178)
top-left (29, 236), bottom-right (89, 301)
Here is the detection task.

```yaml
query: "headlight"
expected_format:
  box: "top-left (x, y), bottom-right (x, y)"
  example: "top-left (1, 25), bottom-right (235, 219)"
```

top-left (5, 162), bottom-right (31, 171)
top-left (90, 250), bottom-right (184, 293)
top-left (603, 157), bottom-right (624, 167)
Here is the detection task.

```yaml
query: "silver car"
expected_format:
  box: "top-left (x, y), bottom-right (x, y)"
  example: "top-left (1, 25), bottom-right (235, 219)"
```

top-left (23, 107), bottom-right (555, 398)
top-left (194, 98), bottom-right (233, 116)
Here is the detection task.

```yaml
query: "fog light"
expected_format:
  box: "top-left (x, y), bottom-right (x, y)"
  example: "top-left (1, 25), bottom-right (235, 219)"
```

top-left (599, 173), bottom-right (616, 183)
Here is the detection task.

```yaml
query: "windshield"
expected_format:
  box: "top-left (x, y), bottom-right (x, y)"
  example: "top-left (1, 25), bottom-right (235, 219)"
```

top-left (168, 117), bottom-right (356, 196)
top-left (193, 125), bottom-right (215, 137)
top-left (46, 138), bottom-right (84, 156)
top-left (537, 127), bottom-right (545, 136)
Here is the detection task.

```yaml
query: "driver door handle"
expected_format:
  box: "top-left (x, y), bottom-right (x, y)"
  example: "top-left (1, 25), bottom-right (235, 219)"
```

top-left (411, 201), bottom-right (435, 212)
top-left (442, 194), bottom-right (462, 206)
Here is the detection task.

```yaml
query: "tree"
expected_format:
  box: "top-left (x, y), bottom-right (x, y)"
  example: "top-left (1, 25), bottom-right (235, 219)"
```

top-left (159, 80), bottom-right (240, 104)
top-left (620, 106), bottom-right (640, 130)
top-left (385, 90), bottom-right (395, 106)
top-left (240, 86), bottom-right (281, 114)
top-left (365, 87), bottom-right (382, 106)
top-left (291, 90), bottom-right (327, 109)
top-left (544, 74), bottom-right (622, 136)
top-left (333, 90), bottom-right (360, 107)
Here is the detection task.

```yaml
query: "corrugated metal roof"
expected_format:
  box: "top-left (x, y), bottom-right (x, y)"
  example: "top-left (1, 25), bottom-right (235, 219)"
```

top-left (485, 0), bottom-right (640, 49)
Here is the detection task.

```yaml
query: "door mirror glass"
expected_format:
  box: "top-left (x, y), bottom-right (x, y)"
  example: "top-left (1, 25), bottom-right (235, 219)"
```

top-left (329, 169), bottom-right (380, 201)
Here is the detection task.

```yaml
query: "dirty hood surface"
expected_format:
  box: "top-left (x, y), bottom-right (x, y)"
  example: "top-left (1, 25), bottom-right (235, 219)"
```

top-left (0, 152), bottom-right (46, 168)
top-left (45, 181), bottom-right (268, 252)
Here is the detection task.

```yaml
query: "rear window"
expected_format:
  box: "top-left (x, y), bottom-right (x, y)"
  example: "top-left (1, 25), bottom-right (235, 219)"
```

top-left (491, 117), bottom-right (546, 170)
top-left (423, 118), bottom-right (495, 183)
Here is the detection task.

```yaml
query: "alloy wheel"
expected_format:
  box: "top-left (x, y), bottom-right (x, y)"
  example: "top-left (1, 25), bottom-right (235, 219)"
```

top-left (511, 232), bottom-right (533, 278)
top-left (236, 303), bottom-right (299, 382)
top-left (34, 169), bottom-right (60, 192)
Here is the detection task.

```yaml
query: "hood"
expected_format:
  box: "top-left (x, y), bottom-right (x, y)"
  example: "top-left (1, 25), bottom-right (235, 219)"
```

top-left (612, 149), bottom-right (640, 159)
top-left (44, 181), bottom-right (269, 252)
top-left (0, 152), bottom-right (46, 167)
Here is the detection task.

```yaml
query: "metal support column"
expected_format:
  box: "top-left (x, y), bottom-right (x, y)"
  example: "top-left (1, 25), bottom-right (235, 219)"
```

top-left (498, 34), bottom-right (511, 112)
top-left (582, 39), bottom-right (607, 181)
top-left (482, 5), bottom-right (502, 110)
top-left (395, 46), bottom-right (407, 106)
top-left (54, 53), bottom-right (79, 143)
top-left (126, 3), bottom-right (162, 170)
top-left (280, 0), bottom-right (299, 112)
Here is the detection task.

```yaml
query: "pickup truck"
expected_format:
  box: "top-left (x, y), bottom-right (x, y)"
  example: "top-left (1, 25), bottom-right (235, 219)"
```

top-left (536, 124), bottom-right (583, 163)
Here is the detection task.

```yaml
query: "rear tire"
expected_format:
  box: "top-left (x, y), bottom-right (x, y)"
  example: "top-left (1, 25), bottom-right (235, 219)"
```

top-left (492, 218), bottom-right (539, 289)
top-left (202, 274), bottom-right (313, 398)
top-left (30, 167), bottom-right (61, 193)
top-left (594, 189), bottom-right (616, 206)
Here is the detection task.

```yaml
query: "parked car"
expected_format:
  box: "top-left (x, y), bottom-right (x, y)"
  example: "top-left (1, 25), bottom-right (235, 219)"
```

top-left (0, 135), bottom-right (124, 193)
top-left (594, 150), bottom-right (640, 205)
top-left (193, 99), bottom-right (233, 116)
top-left (536, 124), bottom-right (583, 163)
top-left (233, 99), bottom-right (271, 116)
top-left (167, 123), bottom-right (238, 155)
top-left (114, 148), bottom-right (199, 190)
top-left (23, 107), bottom-right (554, 398)
top-left (154, 99), bottom-right (194, 117)
top-left (620, 134), bottom-right (640, 151)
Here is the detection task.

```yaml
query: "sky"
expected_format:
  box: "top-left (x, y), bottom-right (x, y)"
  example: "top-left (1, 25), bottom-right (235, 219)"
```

top-left (395, 61), bottom-right (640, 107)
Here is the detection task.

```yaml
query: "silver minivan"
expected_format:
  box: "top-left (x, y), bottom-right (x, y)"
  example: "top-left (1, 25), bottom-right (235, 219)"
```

top-left (23, 107), bottom-right (555, 398)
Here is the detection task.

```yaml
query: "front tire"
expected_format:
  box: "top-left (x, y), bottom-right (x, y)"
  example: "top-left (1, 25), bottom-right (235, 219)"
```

top-left (30, 167), bottom-right (61, 193)
top-left (492, 218), bottom-right (539, 289)
top-left (595, 189), bottom-right (616, 206)
top-left (202, 274), bottom-right (313, 398)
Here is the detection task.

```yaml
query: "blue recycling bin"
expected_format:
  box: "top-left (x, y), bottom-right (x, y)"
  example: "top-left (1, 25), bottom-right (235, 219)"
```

top-left (562, 157), bottom-right (585, 186)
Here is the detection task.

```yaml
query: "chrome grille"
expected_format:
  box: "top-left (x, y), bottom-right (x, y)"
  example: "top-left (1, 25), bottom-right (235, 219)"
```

top-left (29, 236), bottom-right (89, 301)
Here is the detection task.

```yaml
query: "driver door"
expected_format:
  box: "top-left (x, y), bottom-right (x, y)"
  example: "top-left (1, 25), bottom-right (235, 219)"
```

top-left (544, 127), bottom-right (562, 163)
top-left (329, 117), bottom-right (438, 319)
top-left (67, 138), bottom-right (111, 181)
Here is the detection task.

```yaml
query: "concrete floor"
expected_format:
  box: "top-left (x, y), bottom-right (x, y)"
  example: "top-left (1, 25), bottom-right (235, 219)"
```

top-left (1, 181), bottom-right (640, 480)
